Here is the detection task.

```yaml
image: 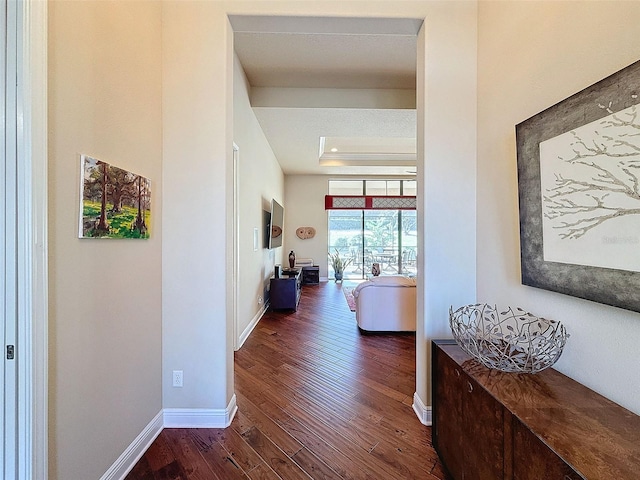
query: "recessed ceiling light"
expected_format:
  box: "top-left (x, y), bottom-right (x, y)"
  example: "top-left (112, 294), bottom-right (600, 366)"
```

top-left (330, 148), bottom-right (338, 152)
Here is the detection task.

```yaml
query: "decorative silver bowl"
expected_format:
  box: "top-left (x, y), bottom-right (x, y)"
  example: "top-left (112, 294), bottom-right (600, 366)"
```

top-left (449, 304), bottom-right (569, 374)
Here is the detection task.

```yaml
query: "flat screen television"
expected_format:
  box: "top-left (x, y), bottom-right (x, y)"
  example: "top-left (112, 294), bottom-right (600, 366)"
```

top-left (268, 199), bottom-right (284, 249)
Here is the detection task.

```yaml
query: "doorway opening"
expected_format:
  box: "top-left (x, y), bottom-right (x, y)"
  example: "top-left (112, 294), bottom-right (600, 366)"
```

top-left (229, 13), bottom-right (423, 422)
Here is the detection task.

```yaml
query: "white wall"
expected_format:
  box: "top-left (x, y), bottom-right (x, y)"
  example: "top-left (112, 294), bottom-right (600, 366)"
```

top-left (285, 175), bottom-right (332, 279)
top-left (161, 2), bottom-right (235, 410)
top-left (48, 1), bottom-right (162, 478)
top-left (417, 2), bottom-right (478, 408)
top-left (477, 1), bottom-right (640, 414)
top-left (233, 54), bottom-right (285, 340)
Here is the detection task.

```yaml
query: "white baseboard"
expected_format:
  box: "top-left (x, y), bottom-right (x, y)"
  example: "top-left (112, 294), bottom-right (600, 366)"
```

top-left (101, 395), bottom-right (239, 479)
top-left (100, 410), bottom-right (163, 480)
top-left (412, 392), bottom-right (432, 426)
top-left (163, 394), bottom-right (238, 428)
top-left (237, 303), bottom-right (268, 350)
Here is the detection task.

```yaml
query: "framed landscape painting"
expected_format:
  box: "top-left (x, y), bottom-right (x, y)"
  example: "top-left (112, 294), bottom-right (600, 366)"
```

top-left (516, 59), bottom-right (640, 313)
top-left (79, 155), bottom-right (151, 239)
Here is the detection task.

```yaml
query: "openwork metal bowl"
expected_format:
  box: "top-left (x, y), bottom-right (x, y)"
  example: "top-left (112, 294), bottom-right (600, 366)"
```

top-left (449, 304), bottom-right (569, 374)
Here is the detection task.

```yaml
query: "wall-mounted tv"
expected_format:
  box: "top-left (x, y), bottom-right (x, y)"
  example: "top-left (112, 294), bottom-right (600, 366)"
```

top-left (268, 199), bottom-right (284, 249)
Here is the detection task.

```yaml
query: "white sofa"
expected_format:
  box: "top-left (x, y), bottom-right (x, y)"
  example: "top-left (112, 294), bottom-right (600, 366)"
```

top-left (352, 275), bottom-right (416, 332)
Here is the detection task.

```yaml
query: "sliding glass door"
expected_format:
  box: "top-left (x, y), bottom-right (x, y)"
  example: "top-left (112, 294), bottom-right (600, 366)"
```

top-left (327, 179), bottom-right (417, 280)
top-left (328, 208), bottom-right (417, 279)
top-left (328, 210), bottom-right (362, 278)
top-left (364, 210), bottom-right (399, 274)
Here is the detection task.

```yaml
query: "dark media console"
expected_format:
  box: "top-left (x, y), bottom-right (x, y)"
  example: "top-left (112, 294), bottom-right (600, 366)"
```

top-left (269, 269), bottom-right (302, 311)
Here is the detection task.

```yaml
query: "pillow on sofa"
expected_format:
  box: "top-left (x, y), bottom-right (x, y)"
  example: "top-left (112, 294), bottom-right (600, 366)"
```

top-left (369, 275), bottom-right (416, 287)
top-left (353, 275), bottom-right (416, 297)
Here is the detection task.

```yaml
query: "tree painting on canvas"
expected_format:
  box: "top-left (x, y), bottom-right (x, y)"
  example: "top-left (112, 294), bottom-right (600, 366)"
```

top-left (540, 99), bottom-right (640, 272)
top-left (79, 155), bottom-right (151, 239)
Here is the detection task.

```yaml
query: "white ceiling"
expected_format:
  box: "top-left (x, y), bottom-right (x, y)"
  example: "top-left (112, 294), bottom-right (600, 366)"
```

top-left (231, 16), bottom-right (420, 176)
top-left (235, 31), bottom-right (417, 90)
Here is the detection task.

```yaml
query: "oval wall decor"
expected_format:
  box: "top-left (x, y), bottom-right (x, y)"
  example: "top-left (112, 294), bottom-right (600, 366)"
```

top-left (296, 226), bottom-right (316, 240)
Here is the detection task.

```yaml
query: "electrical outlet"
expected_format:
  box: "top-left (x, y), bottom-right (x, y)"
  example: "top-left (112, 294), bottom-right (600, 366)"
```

top-left (258, 296), bottom-right (263, 305)
top-left (172, 370), bottom-right (183, 387)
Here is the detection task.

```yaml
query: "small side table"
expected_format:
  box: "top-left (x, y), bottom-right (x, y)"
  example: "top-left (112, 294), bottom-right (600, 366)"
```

top-left (301, 266), bottom-right (320, 285)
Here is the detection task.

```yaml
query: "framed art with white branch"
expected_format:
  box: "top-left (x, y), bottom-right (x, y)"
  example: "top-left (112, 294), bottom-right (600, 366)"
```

top-left (516, 59), bottom-right (640, 313)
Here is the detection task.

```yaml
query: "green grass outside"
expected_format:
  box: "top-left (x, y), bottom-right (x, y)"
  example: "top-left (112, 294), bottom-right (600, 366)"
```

top-left (82, 201), bottom-right (151, 239)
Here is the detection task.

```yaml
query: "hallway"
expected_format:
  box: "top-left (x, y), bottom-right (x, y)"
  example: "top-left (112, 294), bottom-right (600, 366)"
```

top-left (127, 281), bottom-right (445, 479)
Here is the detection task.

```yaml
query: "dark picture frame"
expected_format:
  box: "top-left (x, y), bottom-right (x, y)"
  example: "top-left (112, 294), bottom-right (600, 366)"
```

top-left (516, 59), bottom-right (640, 313)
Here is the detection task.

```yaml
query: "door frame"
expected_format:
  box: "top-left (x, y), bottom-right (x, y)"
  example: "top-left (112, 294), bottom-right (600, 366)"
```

top-left (232, 143), bottom-right (240, 350)
top-left (7, 1), bottom-right (49, 478)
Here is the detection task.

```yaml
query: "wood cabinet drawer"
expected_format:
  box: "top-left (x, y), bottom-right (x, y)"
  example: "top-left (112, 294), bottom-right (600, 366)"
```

top-left (512, 419), bottom-right (584, 480)
top-left (433, 342), bottom-right (503, 480)
top-left (432, 340), bottom-right (640, 480)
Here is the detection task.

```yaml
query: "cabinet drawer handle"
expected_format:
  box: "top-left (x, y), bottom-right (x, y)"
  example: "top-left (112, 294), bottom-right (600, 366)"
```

top-left (467, 381), bottom-right (473, 393)
top-left (454, 369), bottom-right (460, 377)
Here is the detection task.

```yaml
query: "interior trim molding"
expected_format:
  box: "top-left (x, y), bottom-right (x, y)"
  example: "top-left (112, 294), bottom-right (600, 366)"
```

top-left (100, 395), bottom-right (239, 478)
top-left (325, 194), bottom-right (416, 210)
top-left (237, 303), bottom-right (267, 351)
top-left (22, 0), bottom-right (48, 478)
top-left (163, 394), bottom-right (238, 428)
top-left (412, 392), bottom-right (432, 426)
top-left (99, 410), bottom-right (163, 480)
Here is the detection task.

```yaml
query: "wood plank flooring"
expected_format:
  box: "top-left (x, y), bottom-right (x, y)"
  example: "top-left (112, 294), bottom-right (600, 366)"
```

top-left (126, 281), bottom-right (446, 479)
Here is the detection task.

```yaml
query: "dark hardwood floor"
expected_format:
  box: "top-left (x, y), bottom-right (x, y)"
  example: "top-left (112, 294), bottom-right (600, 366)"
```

top-left (126, 281), bottom-right (446, 479)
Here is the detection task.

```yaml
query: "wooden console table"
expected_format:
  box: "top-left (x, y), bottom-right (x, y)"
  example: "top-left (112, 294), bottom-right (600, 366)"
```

top-left (269, 270), bottom-right (302, 311)
top-left (432, 339), bottom-right (640, 479)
